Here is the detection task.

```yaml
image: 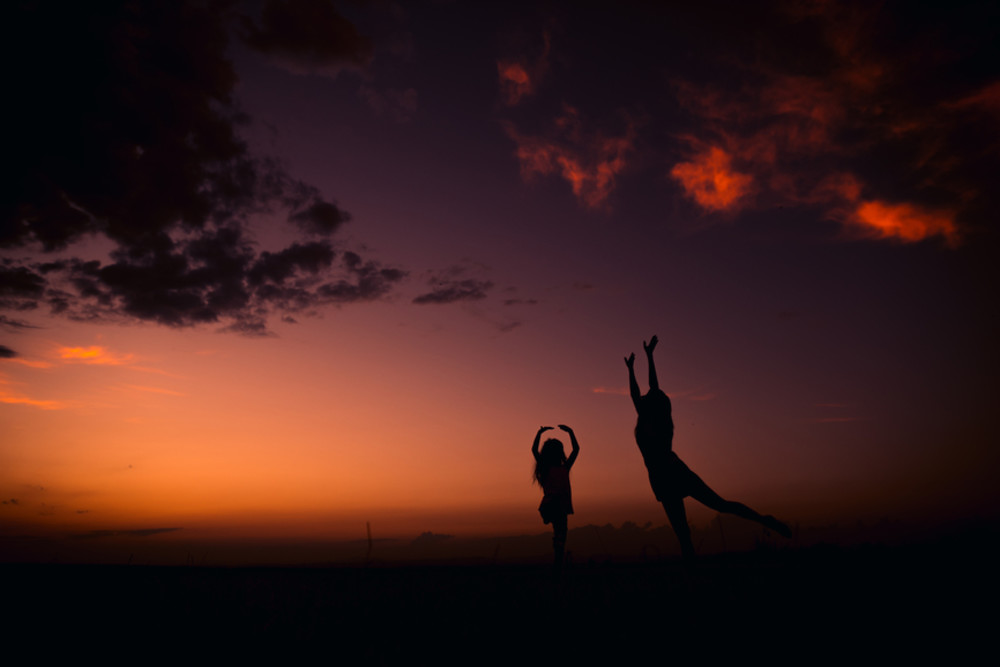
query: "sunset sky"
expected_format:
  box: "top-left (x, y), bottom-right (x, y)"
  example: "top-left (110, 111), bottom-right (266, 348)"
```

top-left (3, 1), bottom-right (998, 562)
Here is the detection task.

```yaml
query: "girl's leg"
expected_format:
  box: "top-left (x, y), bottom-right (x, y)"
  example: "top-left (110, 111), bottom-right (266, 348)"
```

top-left (686, 471), bottom-right (791, 537)
top-left (661, 497), bottom-right (696, 561)
top-left (552, 514), bottom-right (568, 568)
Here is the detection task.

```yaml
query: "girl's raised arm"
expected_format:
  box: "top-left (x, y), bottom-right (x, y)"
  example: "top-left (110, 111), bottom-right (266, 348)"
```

top-left (559, 425), bottom-right (580, 469)
top-left (625, 352), bottom-right (641, 410)
top-left (532, 426), bottom-right (552, 460)
top-left (643, 335), bottom-right (660, 392)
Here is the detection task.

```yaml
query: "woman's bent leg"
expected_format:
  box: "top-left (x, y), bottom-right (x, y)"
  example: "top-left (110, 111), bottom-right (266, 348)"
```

top-left (661, 496), bottom-right (696, 561)
top-left (552, 514), bottom-right (568, 568)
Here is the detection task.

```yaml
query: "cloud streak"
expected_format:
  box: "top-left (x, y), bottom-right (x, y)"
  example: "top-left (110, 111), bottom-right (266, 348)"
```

top-left (58, 346), bottom-right (134, 366)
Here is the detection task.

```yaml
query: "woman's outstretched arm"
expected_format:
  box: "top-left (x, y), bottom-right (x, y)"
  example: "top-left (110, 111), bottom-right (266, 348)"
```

top-left (532, 426), bottom-right (552, 461)
top-left (625, 352), bottom-right (641, 410)
top-left (559, 424), bottom-right (580, 469)
top-left (643, 335), bottom-right (660, 392)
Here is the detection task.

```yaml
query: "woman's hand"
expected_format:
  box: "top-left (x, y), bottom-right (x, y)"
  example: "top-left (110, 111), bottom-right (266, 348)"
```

top-left (557, 424), bottom-right (573, 433)
top-left (625, 352), bottom-right (635, 368)
top-left (537, 426), bottom-right (553, 434)
top-left (643, 335), bottom-right (658, 355)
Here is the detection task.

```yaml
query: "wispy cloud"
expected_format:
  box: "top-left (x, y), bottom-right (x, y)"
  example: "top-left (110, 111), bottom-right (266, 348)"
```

top-left (0, 378), bottom-right (66, 410)
top-left (58, 346), bottom-right (134, 365)
top-left (497, 31), bottom-right (551, 107)
top-left (504, 106), bottom-right (636, 210)
top-left (119, 385), bottom-right (185, 397)
top-left (413, 265), bottom-right (494, 305)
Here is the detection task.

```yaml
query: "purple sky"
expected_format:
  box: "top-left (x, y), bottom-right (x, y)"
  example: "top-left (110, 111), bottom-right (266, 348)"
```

top-left (2, 1), bottom-right (998, 562)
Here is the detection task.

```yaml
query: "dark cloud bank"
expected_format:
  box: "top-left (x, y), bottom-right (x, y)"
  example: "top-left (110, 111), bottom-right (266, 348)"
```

top-left (2, 1), bottom-right (404, 335)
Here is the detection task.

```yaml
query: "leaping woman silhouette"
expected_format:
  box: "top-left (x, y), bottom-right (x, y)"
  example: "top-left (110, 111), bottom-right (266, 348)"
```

top-left (626, 335), bottom-right (791, 560)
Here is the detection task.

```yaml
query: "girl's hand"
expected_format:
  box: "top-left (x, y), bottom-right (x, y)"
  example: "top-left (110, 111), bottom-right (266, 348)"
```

top-left (537, 426), bottom-right (553, 434)
top-left (558, 424), bottom-right (573, 433)
top-left (643, 335), bottom-right (658, 355)
top-left (625, 352), bottom-right (635, 368)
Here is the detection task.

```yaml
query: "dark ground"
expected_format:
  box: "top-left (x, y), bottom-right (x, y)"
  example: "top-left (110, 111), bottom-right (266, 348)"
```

top-left (3, 540), bottom-right (992, 662)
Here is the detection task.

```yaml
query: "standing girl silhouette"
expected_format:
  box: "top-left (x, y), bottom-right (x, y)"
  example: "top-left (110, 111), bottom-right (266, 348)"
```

top-left (532, 424), bottom-right (580, 569)
top-left (626, 335), bottom-right (790, 560)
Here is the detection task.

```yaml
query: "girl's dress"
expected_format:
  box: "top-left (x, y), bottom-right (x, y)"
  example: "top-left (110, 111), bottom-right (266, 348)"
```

top-left (538, 465), bottom-right (573, 524)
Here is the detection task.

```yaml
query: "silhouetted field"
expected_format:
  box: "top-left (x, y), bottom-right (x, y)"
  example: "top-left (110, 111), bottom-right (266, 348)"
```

top-left (4, 542), bottom-right (989, 661)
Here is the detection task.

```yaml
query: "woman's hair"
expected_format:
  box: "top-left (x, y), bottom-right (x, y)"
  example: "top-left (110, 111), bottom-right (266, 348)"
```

top-left (534, 438), bottom-right (567, 485)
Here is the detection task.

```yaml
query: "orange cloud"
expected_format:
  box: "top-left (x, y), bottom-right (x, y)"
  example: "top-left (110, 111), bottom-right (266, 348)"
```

top-left (0, 391), bottom-right (65, 410)
top-left (851, 200), bottom-right (959, 246)
top-left (946, 81), bottom-right (1000, 115)
top-left (497, 32), bottom-right (550, 107)
top-left (592, 386), bottom-right (628, 396)
top-left (758, 75), bottom-right (844, 154)
top-left (670, 146), bottom-right (753, 212)
top-left (0, 376), bottom-right (65, 410)
top-left (498, 62), bottom-right (532, 106)
top-left (505, 111), bottom-right (635, 209)
top-left (4, 358), bottom-right (53, 369)
top-left (58, 346), bottom-right (134, 365)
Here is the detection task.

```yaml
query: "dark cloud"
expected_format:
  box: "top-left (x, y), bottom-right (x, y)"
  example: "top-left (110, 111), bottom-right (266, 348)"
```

top-left (496, 321), bottom-right (522, 333)
top-left (2, 498), bottom-right (19, 505)
top-left (288, 201), bottom-right (350, 235)
top-left (2, 2), bottom-right (402, 334)
top-left (358, 86), bottom-right (419, 123)
top-left (413, 278), bottom-right (494, 305)
top-left (0, 264), bottom-right (46, 311)
top-left (248, 242), bottom-right (337, 286)
top-left (0, 315), bottom-right (38, 330)
top-left (0, 345), bottom-right (16, 358)
top-left (318, 252), bottom-right (407, 304)
top-left (240, 0), bottom-right (373, 77)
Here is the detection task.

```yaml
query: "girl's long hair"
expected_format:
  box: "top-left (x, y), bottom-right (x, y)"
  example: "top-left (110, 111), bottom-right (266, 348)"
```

top-left (534, 439), bottom-right (567, 485)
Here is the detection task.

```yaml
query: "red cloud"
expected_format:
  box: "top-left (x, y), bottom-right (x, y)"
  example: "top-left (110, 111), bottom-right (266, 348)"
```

top-left (505, 108), bottom-right (635, 210)
top-left (671, 49), bottom-right (972, 246)
top-left (497, 32), bottom-right (550, 106)
top-left (850, 200), bottom-right (959, 246)
top-left (670, 145), bottom-right (753, 212)
top-left (948, 80), bottom-right (1000, 115)
top-left (498, 62), bottom-right (532, 106)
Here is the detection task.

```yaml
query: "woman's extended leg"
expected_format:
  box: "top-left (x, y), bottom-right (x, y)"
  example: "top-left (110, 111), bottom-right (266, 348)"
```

top-left (661, 496), bottom-right (696, 561)
top-left (685, 471), bottom-right (792, 537)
